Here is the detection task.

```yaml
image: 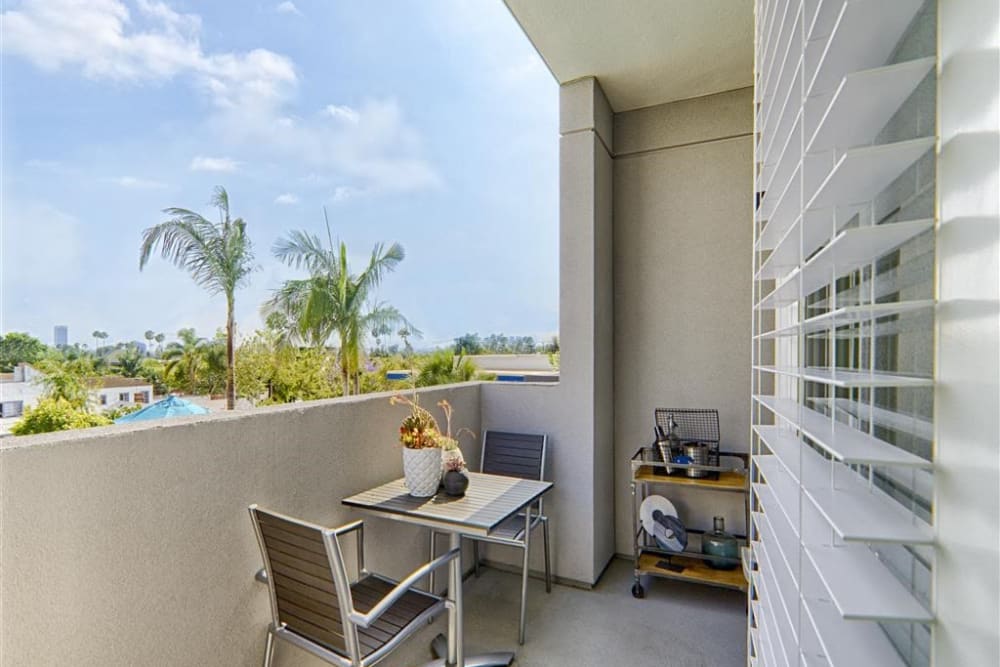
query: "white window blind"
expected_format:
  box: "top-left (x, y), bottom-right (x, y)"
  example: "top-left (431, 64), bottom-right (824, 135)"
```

top-left (750, 1), bottom-right (937, 666)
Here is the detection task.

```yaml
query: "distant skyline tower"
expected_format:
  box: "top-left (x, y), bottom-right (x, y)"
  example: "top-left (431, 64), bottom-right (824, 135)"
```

top-left (53, 325), bottom-right (68, 348)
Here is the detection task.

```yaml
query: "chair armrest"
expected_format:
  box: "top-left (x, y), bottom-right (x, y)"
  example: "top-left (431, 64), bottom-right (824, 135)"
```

top-left (348, 547), bottom-right (460, 628)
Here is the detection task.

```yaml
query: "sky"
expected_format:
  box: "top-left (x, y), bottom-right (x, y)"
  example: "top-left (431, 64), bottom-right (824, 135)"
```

top-left (0, 0), bottom-right (558, 350)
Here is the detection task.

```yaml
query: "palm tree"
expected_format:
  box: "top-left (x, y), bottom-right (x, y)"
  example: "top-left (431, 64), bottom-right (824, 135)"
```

top-left (264, 211), bottom-right (416, 395)
top-left (139, 186), bottom-right (255, 409)
top-left (154, 332), bottom-right (166, 356)
top-left (144, 330), bottom-right (156, 355)
top-left (92, 330), bottom-right (108, 357)
top-left (162, 328), bottom-right (208, 394)
top-left (115, 344), bottom-right (144, 378)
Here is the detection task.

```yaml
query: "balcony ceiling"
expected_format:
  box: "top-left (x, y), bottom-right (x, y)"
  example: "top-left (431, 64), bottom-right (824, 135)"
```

top-left (504, 0), bottom-right (754, 112)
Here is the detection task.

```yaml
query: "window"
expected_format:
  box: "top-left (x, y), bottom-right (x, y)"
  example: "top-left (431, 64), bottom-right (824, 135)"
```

top-left (100, 395), bottom-right (107, 406)
top-left (119, 392), bottom-right (130, 403)
top-left (750, 1), bottom-right (935, 665)
top-left (0, 401), bottom-right (24, 418)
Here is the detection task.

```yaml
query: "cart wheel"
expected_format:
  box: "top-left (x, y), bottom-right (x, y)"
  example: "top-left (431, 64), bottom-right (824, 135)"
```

top-left (631, 582), bottom-right (645, 599)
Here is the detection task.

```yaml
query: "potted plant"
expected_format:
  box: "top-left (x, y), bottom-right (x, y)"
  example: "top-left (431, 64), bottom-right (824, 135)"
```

top-left (436, 399), bottom-right (475, 496)
top-left (390, 393), bottom-right (443, 497)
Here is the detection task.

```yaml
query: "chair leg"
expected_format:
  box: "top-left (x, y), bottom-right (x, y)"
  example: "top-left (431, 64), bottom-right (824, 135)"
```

top-left (518, 543), bottom-right (530, 645)
top-left (263, 629), bottom-right (275, 667)
top-left (473, 540), bottom-right (481, 578)
top-left (428, 530), bottom-right (437, 594)
top-left (542, 517), bottom-right (552, 594)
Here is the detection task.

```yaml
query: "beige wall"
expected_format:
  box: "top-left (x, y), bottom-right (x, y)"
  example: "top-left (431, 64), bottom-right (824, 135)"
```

top-left (479, 77), bottom-right (617, 586)
top-left (612, 88), bottom-right (754, 553)
top-left (0, 384), bottom-right (480, 667)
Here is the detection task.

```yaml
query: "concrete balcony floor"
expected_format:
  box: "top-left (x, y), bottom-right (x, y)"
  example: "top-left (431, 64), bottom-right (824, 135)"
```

top-left (279, 558), bottom-right (747, 667)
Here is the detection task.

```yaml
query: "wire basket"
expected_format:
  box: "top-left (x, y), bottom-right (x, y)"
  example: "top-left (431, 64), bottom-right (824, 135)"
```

top-left (654, 408), bottom-right (721, 470)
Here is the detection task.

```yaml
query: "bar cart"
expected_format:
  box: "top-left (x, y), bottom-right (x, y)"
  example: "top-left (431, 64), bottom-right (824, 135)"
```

top-left (629, 408), bottom-right (749, 598)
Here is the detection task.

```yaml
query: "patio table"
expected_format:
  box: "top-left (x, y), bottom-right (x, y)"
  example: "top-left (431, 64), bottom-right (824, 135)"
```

top-left (342, 472), bottom-right (553, 667)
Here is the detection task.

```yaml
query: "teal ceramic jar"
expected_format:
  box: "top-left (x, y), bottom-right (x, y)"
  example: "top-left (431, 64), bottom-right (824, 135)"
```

top-left (702, 516), bottom-right (740, 570)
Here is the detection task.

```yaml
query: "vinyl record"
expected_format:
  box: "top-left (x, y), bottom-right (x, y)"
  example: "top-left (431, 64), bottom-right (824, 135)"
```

top-left (640, 495), bottom-right (677, 534)
top-left (639, 495), bottom-right (687, 553)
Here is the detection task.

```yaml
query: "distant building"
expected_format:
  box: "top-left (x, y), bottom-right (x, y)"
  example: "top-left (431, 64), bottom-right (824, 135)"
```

top-left (53, 325), bottom-right (68, 348)
top-left (0, 364), bottom-right (153, 435)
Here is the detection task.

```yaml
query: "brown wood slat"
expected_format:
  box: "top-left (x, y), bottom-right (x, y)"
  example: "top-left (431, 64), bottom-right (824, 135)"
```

top-left (270, 548), bottom-right (337, 582)
top-left (258, 512), bottom-right (328, 545)
top-left (259, 522), bottom-right (328, 557)
top-left (352, 576), bottom-right (435, 618)
top-left (270, 555), bottom-right (338, 592)
top-left (272, 570), bottom-right (337, 604)
top-left (274, 582), bottom-right (341, 622)
top-left (265, 536), bottom-right (333, 569)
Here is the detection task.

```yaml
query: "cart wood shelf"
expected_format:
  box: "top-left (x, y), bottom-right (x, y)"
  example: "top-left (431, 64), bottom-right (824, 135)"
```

top-left (630, 447), bottom-right (750, 598)
top-left (636, 553), bottom-right (748, 591)
top-left (633, 465), bottom-right (748, 491)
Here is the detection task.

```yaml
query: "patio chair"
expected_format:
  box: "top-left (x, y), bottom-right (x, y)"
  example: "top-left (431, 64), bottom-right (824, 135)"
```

top-left (429, 430), bottom-right (551, 645)
top-left (249, 505), bottom-right (460, 667)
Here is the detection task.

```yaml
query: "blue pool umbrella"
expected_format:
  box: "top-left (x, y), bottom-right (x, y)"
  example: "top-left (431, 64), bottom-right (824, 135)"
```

top-left (114, 395), bottom-right (209, 423)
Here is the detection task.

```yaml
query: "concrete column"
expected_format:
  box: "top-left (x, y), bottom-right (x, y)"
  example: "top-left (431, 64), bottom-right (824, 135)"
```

top-left (559, 77), bottom-right (616, 578)
top-left (934, 1), bottom-right (1000, 664)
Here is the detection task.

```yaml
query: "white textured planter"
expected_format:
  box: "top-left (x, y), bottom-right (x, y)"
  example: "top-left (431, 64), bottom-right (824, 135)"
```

top-left (402, 447), bottom-right (442, 497)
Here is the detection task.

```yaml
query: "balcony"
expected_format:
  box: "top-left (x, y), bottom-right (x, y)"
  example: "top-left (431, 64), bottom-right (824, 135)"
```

top-left (0, 383), bottom-right (746, 665)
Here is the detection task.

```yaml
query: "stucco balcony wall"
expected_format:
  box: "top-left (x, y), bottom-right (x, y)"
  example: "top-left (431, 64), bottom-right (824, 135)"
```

top-left (0, 383), bottom-right (481, 667)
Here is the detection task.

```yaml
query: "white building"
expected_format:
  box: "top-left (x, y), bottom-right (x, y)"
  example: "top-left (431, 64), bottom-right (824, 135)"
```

top-left (0, 364), bottom-right (152, 435)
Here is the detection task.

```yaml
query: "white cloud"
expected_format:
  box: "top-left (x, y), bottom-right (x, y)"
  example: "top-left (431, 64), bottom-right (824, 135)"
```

top-left (4, 1), bottom-right (440, 198)
top-left (0, 0), bottom-right (297, 112)
top-left (323, 104), bottom-right (360, 124)
top-left (214, 97), bottom-right (442, 196)
top-left (274, 193), bottom-right (299, 205)
top-left (275, 1), bottom-right (302, 16)
top-left (189, 156), bottom-right (239, 172)
top-left (332, 185), bottom-right (364, 202)
top-left (111, 175), bottom-right (167, 189)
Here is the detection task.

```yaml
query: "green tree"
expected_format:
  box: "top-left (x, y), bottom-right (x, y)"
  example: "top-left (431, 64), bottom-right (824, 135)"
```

top-left (0, 332), bottom-right (47, 372)
top-left (114, 344), bottom-right (144, 377)
top-left (139, 186), bottom-right (255, 409)
top-left (35, 357), bottom-right (100, 409)
top-left (416, 349), bottom-right (483, 387)
top-left (162, 328), bottom-right (208, 394)
top-left (235, 330), bottom-right (338, 405)
top-left (265, 211), bottom-right (416, 396)
top-left (199, 333), bottom-right (228, 396)
top-left (138, 358), bottom-right (169, 395)
top-left (453, 333), bottom-right (484, 355)
top-left (92, 330), bottom-right (109, 356)
top-left (11, 398), bottom-right (112, 436)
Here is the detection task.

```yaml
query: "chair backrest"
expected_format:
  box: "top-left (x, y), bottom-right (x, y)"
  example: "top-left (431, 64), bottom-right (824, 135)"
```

top-left (480, 430), bottom-right (547, 481)
top-left (249, 505), bottom-right (360, 662)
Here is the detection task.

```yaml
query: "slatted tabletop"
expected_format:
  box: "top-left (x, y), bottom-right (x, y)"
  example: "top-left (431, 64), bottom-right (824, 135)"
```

top-left (342, 473), bottom-right (553, 537)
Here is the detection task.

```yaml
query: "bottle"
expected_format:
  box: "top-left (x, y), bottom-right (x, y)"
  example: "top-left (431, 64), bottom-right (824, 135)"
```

top-left (702, 516), bottom-right (739, 570)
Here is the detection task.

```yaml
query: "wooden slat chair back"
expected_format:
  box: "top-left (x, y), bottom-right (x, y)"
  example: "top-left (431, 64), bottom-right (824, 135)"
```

top-left (251, 507), bottom-right (361, 663)
top-left (481, 430), bottom-right (546, 480)
top-left (251, 505), bottom-right (458, 667)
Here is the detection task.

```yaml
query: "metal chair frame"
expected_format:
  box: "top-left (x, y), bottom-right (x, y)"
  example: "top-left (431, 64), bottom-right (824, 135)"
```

top-left (429, 430), bottom-right (551, 645)
top-left (250, 505), bottom-right (461, 667)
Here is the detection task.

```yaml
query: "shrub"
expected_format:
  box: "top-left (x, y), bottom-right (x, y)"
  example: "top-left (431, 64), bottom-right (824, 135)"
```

top-left (11, 398), bottom-right (113, 436)
top-left (103, 403), bottom-right (144, 420)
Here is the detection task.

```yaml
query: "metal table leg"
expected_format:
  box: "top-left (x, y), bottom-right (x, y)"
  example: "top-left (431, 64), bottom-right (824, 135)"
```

top-left (420, 531), bottom-right (515, 667)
